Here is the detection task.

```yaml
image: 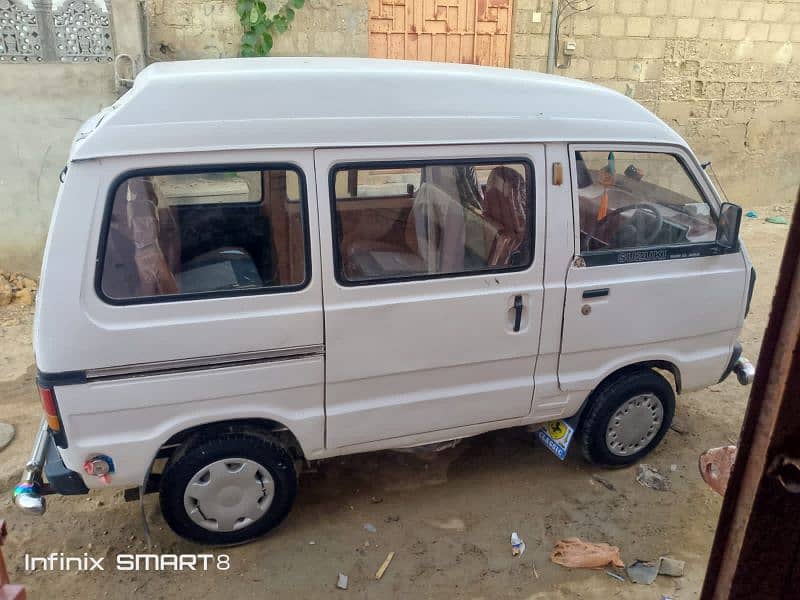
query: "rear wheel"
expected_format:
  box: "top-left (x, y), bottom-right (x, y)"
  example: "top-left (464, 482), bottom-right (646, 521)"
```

top-left (159, 433), bottom-right (297, 545)
top-left (581, 369), bottom-right (675, 467)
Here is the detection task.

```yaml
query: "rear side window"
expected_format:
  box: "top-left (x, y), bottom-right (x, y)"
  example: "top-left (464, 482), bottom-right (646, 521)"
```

top-left (331, 160), bottom-right (533, 284)
top-left (99, 167), bottom-right (308, 303)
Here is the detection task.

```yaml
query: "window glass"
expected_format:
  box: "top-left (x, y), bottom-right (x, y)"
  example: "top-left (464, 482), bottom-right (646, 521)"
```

top-left (575, 151), bottom-right (716, 252)
top-left (100, 168), bottom-right (307, 302)
top-left (332, 161), bottom-right (532, 283)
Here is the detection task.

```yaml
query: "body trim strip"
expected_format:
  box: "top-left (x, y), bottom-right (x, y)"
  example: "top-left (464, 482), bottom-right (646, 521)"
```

top-left (84, 345), bottom-right (325, 380)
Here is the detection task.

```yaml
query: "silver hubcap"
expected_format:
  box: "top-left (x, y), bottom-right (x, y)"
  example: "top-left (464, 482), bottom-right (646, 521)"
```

top-left (605, 393), bottom-right (664, 457)
top-left (183, 458), bottom-right (274, 532)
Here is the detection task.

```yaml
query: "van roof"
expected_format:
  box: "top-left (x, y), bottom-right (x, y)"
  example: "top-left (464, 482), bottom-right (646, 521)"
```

top-left (72, 57), bottom-right (685, 161)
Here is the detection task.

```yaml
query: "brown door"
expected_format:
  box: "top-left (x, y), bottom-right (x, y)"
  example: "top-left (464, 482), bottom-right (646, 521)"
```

top-left (368, 0), bottom-right (513, 67)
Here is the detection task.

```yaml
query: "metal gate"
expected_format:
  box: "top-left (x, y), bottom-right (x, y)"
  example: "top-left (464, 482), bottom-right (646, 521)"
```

top-left (368, 0), bottom-right (513, 67)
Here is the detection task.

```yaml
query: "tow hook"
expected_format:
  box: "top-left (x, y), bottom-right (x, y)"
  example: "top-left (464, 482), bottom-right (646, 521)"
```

top-left (12, 418), bottom-right (50, 515)
top-left (733, 356), bottom-right (755, 386)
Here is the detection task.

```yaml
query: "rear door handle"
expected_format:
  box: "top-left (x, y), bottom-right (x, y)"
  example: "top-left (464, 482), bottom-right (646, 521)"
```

top-left (513, 295), bottom-right (523, 332)
top-left (582, 288), bottom-right (609, 299)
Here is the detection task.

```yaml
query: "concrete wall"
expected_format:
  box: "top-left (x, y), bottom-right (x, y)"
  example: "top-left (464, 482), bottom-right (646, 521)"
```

top-left (512, 0), bottom-right (800, 206)
top-left (144, 0), bottom-right (368, 59)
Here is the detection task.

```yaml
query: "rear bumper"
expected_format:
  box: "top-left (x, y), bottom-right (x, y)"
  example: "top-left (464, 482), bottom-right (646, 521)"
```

top-left (12, 419), bottom-right (88, 516)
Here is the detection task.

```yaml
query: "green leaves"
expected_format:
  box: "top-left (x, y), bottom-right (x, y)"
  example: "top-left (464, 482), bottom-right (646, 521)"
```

top-left (238, 0), bottom-right (301, 57)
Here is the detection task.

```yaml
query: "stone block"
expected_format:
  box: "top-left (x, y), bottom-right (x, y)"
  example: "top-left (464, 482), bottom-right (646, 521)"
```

top-left (639, 38), bottom-right (666, 57)
top-left (627, 16), bottom-right (652, 36)
top-left (697, 81), bottom-right (726, 98)
top-left (739, 2), bottom-right (762, 21)
top-left (660, 79), bottom-right (692, 99)
top-left (669, 0), bottom-right (694, 17)
top-left (591, 58), bottom-right (618, 78)
top-left (618, 0), bottom-right (644, 15)
top-left (676, 18), bottom-right (700, 38)
top-left (725, 81), bottom-right (748, 99)
top-left (615, 38), bottom-right (642, 58)
top-left (600, 15), bottom-right (626, 36)
top-left (698, 61), bottom-right (740, 80)
top-left (573, 14), bottom-right (599, 36)
top-left (699, 19), bottom-right (723, 40)
top-left (644, 0), bottom-right (668, 17)
top-left (643, 59), bottom-right (664, 79)
top-left (693, 0), bottom-right (718, 19)
top-left (719, 1), bottom-right (741, 20)
top-left (635, 80), bottom-right (660, 99)
top-left (746, 82), bottom-right (770, 100)
top-left (709, 100), bottom-right (734, 117)
top-left (762, 63), bottom-right (787, 81)
top-left (652, 17), bottom-right (677, 38)
top-left (657, 100), bottom-right (694, 124)
top-left (768, 24), bottom-right (792, 43)
top-left (617, 59), bottom-right (644, 79)
top-left (747, 23), bottom-right (769, 41)
top-left (763, 3), bottom-right (786, 23)
top-left (739, 63), bottom-right (763, 82)
top-left (768, 82), bottom-right (789, 100)
top-left (723, 21), bottom-right (747, 40)
top-left (584, 37), bottom-right (615, 58)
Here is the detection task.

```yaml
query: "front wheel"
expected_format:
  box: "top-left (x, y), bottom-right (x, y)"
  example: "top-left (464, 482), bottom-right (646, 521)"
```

top-left (580, 369), bottom-right (675, 467)
top-left (159, 433), bottom-right (297, 545)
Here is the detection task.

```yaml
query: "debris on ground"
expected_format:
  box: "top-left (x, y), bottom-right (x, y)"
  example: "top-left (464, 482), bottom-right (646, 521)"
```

top-left (745, 210), bottom-right (758, 218)
top-left (364, 523), bottom-right (376, 533)
top-left (336, 573), bottom-right (348, 590)
top-left (0, 422), bottom-right (15, 451)
top-left (658, 556), bottom-right (685, 577)
top-left (626, 556), bottom-right (686, 584)
top-left (375, 552), bottom-right (394, 580)
top-left (532, 560), bottom-right (539, 579)
top-left (636, 464), bottom-right (670, 491)
top-left (591, 474), bottom-right (616, 491)
top-left (427, 517), bottom-right (465, 531)
top-left (550, 538), bottom-right (625, 569)
top-left (699, 446), bottom-right (737, 496)
top-left (766, 216), bottom-right (787, 224)
top-left (0, 272), bottom-right (37, 307)
top-left (627, 559), bottom-right (659, 585)
top-left (369, 496), bottom-right (383, 504)
top-left (511, 532), bottom-right (526, 556)
top-left (605, 570), bottom-right (625, 582)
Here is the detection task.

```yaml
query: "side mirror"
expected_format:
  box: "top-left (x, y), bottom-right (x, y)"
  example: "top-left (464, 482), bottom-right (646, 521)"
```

top-left (716, 202), bottom-right (742, 250)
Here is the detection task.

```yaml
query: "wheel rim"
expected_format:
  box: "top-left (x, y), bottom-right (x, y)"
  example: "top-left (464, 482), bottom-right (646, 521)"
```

top-left (183, 458), bottom-right (274, 532)
top-left (605, 393), bottom-right (664, 457)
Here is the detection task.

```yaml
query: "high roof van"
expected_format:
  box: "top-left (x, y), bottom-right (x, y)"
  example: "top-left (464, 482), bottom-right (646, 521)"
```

top-left (14, 58), bottom-right (755, 545)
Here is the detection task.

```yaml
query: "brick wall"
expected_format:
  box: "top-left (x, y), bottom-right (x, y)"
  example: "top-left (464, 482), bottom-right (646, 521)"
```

top-left (513, 0), bottom-right (799, 205)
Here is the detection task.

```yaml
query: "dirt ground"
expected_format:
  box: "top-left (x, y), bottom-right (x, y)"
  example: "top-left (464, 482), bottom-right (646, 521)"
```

top-left (0, 204), bottom-right (792, 599)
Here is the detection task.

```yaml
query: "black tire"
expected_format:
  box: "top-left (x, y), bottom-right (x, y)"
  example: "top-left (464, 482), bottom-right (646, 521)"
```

top-left (580, 368), bottom-right (675, 467)
top-left (159, 433), bottom-right (297, 545)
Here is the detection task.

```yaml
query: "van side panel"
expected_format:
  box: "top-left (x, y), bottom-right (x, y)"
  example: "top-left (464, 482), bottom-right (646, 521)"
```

top-left (54, 357), bottom-right (324, 489)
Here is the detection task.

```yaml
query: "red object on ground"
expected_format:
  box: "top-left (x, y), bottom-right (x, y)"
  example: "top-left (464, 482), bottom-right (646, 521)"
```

top-left (699, 445), bottom-right (738, 496)
top-left (0, 520), bottom-right (26, 600)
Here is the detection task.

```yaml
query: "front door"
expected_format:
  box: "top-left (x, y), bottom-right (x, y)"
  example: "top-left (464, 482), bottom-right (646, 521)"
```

top-left (316, 144), bottom-right (546, 448)
top-left (559, 145), bottom-right (749, 394)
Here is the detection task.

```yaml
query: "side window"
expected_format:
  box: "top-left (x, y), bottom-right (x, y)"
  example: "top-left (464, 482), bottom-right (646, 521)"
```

top-left (100, 167), bottom-right (308, 302)
top-left (575, 151), bottom-right (717, 253)
top-left (331, 160), bottom-right (533, 283)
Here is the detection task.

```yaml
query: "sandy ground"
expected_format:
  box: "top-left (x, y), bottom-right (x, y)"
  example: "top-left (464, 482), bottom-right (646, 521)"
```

top-left (0, 204), bottom-right (792, 599)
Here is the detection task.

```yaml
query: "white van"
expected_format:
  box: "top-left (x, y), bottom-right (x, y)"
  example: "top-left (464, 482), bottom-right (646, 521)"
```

top-left (14, 58), bottom-right (755, 545)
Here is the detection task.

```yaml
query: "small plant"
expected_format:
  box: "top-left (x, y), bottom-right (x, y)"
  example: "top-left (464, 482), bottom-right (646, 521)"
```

top-left (237, 0), bottom-right (305, 57)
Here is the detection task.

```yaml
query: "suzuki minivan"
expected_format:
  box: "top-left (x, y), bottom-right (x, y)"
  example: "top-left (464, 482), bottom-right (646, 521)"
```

top-left (14, 58), bottom-right (755, 545)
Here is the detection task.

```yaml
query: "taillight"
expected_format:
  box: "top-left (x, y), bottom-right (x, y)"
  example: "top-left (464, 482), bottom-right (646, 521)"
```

top-left (38, 385), bottom-right (61, 432)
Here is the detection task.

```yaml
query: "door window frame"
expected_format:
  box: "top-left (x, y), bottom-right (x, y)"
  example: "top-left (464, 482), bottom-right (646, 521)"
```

top-left (568, 143), bottom-right (733, 267)
top-left (328, 156), bottom-right (536, 287)
top-left (94, 162), bottom-right (313, 306)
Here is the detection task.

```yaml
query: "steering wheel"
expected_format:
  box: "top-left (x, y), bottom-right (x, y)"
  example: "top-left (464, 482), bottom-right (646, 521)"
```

top-left (586, 202), bottom-right (664, 249)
